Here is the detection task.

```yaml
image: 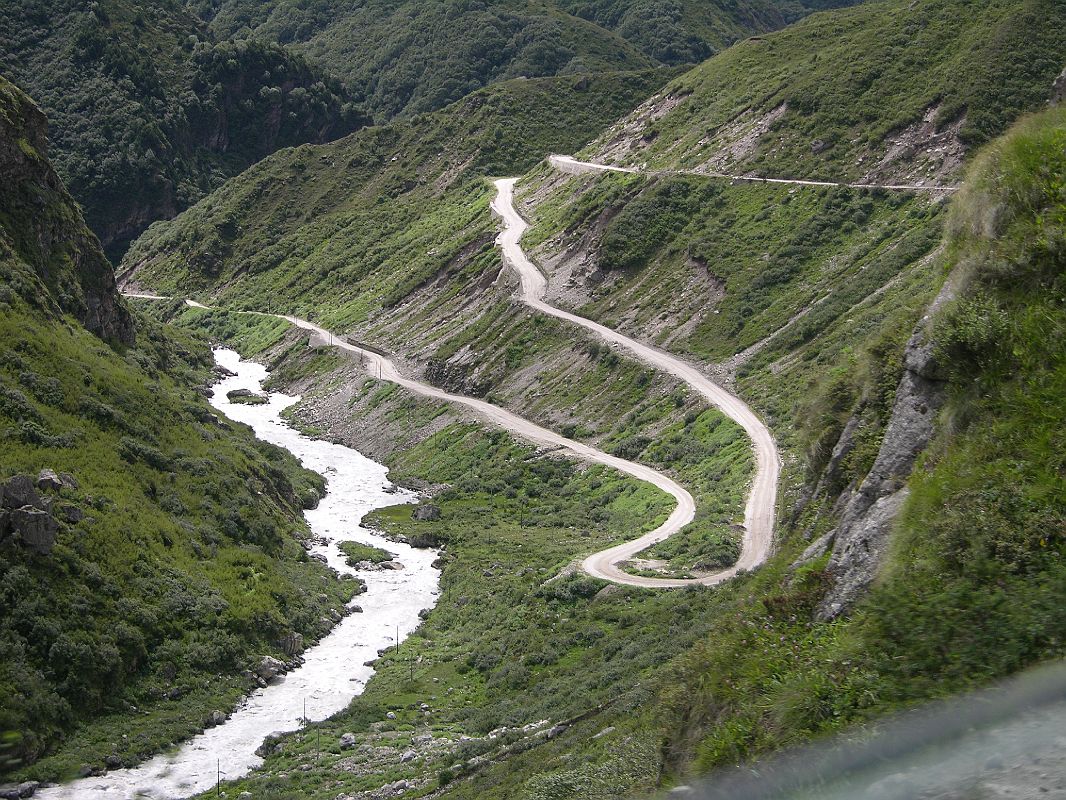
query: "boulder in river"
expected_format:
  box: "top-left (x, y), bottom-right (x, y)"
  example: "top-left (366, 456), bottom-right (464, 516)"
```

top-left (226, 388), bottom-right (268, 405)
top-left (0, 781), bottom-right (40, 799)
top-left (256, 656), bottom-right (287, 682)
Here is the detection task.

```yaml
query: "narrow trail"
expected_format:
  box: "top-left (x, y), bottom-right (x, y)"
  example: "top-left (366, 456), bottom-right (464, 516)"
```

top-left (549, 154), bottom-right (961, 193)
top-left (491, 179), bottom-right (779, 587)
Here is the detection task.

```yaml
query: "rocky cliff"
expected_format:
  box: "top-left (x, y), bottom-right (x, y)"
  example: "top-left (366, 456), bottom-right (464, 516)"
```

top-left (811, 303), bottom-right (952, 618)
top-left (0, 77), bottom-right (134, 344)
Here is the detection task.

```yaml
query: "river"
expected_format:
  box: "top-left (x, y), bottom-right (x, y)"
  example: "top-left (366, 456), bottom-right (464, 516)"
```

top-left (36, 348), bottom-right (440, 799)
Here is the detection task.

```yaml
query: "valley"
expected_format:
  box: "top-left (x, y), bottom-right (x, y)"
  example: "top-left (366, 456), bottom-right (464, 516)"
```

top-left (2, 1), bottom-right (1065, 799)
top-left (35, 350), bottom-right (439, 799)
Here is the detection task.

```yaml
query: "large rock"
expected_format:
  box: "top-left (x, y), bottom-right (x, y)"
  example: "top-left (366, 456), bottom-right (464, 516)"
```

top-left (0, 781), bottom-right (39, 799)
top-left (411, 504), bottom-right (441, 522)
top-left (339, 732), bottom-right (357, 750)
top-left (279, 632), bottom-right (304, 656)
top-left (2, 475), bottom-right (40, 510)
top-left (57, 504), bottom-right (83, 524)
top-left (256, 656), bottom-right (287, 682)
top-left (36, 469), bottom-right (63, 492)
top-left (10, 507), bottom-right (58, 555)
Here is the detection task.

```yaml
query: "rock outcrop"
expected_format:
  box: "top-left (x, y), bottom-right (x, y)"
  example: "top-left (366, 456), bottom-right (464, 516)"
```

top-left (412, 504), bottom-right (442, 522)
top-left (1, 471), bottom-right (81, 556)
top-left (279, 632), bottom-right (304, 656)
top-left (1052, 67), bottom-right (1066, 105)
top-left (0, 77), bottom-right (134, 345)
top-left (815, 322), bottom-right (950, 620)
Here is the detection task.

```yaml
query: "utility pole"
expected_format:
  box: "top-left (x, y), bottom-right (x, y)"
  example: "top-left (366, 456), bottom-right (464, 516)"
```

top-left (216, 759), bottom-right (220, 797)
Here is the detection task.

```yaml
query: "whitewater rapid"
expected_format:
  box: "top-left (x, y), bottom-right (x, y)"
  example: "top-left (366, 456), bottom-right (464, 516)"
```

top-left (37, 348), bottom-right (440, 799)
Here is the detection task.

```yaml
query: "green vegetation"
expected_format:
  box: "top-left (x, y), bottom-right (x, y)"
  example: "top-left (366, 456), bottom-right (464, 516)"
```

top-left (8, 0), bottom-right (1061, 796)
top-left (191, 422), bottom-right (747, 800)
top-left (206, 104), bottom-right (1066, 800)
top-left (122, 69), bottom-right (675, 325)
top-left (580, 0), bottom-right (1066, 177)
top-left (194, 0), bottom-right (856, 120)
top-left (0, 0), bottom-right (364, 258)
top-left (0, 77), bottom-right (357, 782)
top-left (338, 540), bottom-right (394, 567)
top-left (0, 275), bottom-right (360, 787)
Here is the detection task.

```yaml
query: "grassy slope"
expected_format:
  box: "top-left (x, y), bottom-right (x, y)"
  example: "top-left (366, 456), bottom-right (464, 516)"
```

top-left (194, 0), bottom-right (859, 120)
top-left (208, 101), bottom-right (1066, 800)
top-left (583, 0), bottom-right (1066, 175)
top-left (120, 1), bottom-right (1065, 795)
top-left (122, 69), bottom-right (675, 323)
top-left (515, 0), bottom-right (1065, 557)
top-left (0, 80), bottom-right (357, 781)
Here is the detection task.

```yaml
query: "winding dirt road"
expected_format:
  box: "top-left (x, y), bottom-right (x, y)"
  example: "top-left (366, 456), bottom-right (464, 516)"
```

top-left (491, 179), bottom-right (779, 587)
top-left (549, 154), bottom-right (960, 193)
top-left (124, 294), bottom-right (706, 587)
top-left (126, 172), bottom-right (784, 589)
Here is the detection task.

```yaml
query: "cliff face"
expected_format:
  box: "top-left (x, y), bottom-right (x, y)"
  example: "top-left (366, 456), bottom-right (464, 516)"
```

top-left (812, 314), bottom-right (951, 619)
top-left (0, 1), bottom-right (366, 261)
top-left (0, 77), bottom-right (134, 344)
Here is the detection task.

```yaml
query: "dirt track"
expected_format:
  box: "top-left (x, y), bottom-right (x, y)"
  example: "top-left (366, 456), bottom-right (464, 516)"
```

top-left (491, 178), bottom-right (779, 587)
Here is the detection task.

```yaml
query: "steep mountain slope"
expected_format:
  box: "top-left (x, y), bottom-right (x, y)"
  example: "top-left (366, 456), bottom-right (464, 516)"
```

top-left (191, 0), bottom-right (859, 120)
top-left (122, 0), bottom-right (1065, 585)
top-left (109, 1), bottom-right (1065, 797)
top-left (0, 0), bottom-right (364, 259)
top-left (0, 79), bottom-right (133, 346)
top-left (156, 104), bottom-right (1064, 800)
top-left (580, 0), bottom-right (1065, 178)
top-left (512, 0), bottom-right (1065, 582)
top-left (120, 69), bottom-right (676, 313)
top-left (0, 77), bottom-right (355, 782)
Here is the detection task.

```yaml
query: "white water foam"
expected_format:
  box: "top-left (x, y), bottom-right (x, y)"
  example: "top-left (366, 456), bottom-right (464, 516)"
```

top-left (37, 348), bottom-right (439, 799)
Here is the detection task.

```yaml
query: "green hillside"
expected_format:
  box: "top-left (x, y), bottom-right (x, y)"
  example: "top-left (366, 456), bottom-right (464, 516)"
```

top-left (120, 68), bottom-right (676, 317)
top-left (14, 0), bottom-right (1066, 796)
top-left (192, 0), bottom-right (859, 120)
top-left (0, 0), bottom-right (365, 259)
top-left (0, 76), bottom-right (357, 781)
top-left (158, 104), bottom-right (1065, 800)
top-left (578, 0), bottom-right (1066, 177)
